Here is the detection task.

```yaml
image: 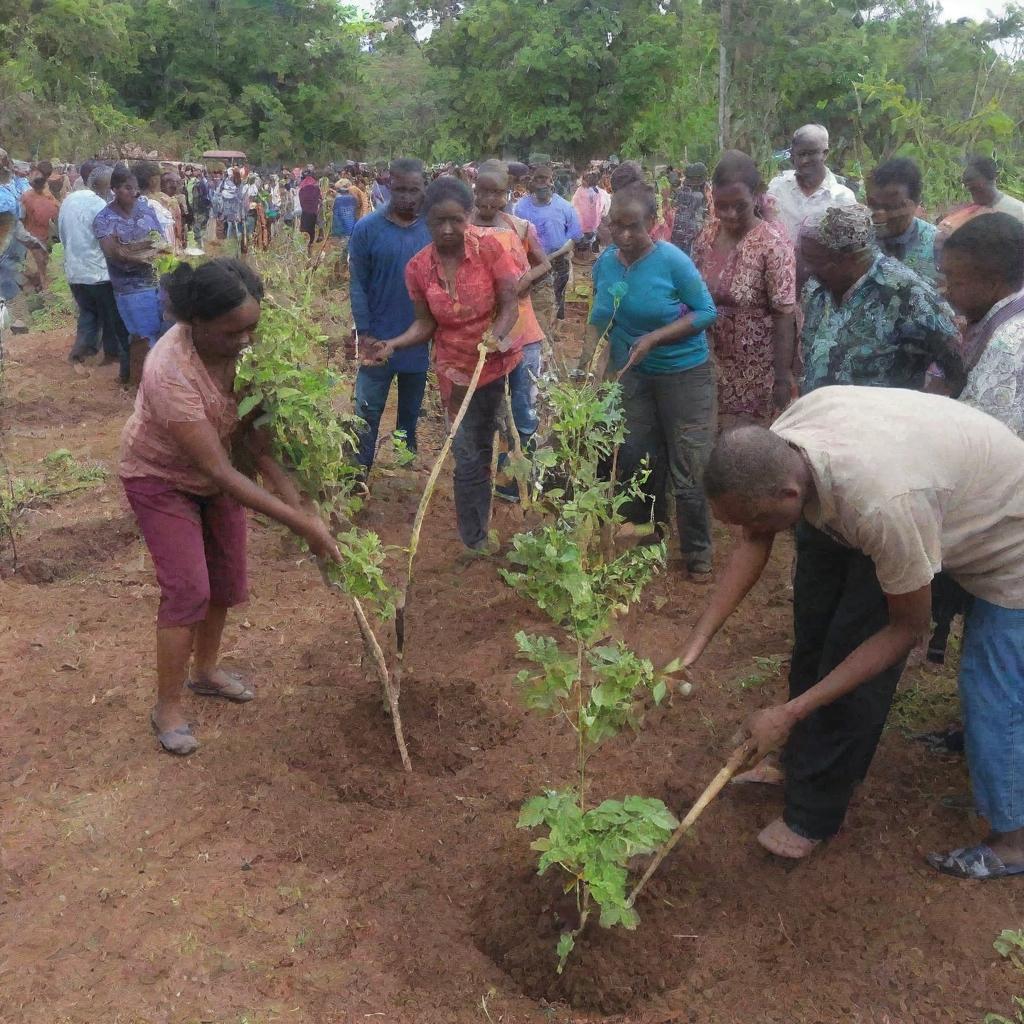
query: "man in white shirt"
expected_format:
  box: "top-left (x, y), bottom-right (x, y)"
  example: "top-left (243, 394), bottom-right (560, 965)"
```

top-left (767, 124), bottom-right (856, 241)
top-left (962, 154), bottom-right (1024, 224)
top-left (678, 387), bottom-right (1024, 880)
top-left (58, 164), bottom-right (129, 380)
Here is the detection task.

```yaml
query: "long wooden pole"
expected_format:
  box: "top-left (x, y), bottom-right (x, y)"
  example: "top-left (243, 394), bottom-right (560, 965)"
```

top-left (627, 741), bottom-right (754, 907)
top-left (351, 596), bottom-right (412, 773)
top-left (393, 342), bottom-right (491, 693)
top-left (318, 563), bottom-right (412, 772)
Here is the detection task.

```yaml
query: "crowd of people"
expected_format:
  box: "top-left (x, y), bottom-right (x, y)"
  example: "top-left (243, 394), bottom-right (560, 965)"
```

top-left (3, 125), bottom-right (1024, 886)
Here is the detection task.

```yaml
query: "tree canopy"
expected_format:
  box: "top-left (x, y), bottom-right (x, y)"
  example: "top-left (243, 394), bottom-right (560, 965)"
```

top-left (2, 0), bottom-right (1023, 203)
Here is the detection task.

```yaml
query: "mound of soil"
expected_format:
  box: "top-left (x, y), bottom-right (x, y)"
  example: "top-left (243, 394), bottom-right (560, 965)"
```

top-left (475, 848), bottom-right (681, 1013)
top-left (12, 514), bottom-right (138, 583)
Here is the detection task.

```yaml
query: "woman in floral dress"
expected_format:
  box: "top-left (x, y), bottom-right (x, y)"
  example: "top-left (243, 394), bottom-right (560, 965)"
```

top-left (693, 151), bottom-right (797, 421)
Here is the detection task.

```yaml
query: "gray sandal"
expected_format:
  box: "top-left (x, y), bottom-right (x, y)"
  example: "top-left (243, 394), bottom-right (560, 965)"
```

top-left (150, 712), bottom-right (199, 756)
top-left (187, 672), bottom-right (255, 703)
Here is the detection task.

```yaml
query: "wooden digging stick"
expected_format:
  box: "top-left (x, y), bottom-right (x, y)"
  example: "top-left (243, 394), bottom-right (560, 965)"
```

top-left (319, 563), bottom-right (413, 772)
top-left (627, 740), bottom-right (756, 908)
top-left (393, 341), bottom-right (491, 693)
top-left (351, 596), bottom-right (412, 773)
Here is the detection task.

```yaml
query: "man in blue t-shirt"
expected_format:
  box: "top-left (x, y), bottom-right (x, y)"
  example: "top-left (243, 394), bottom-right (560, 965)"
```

top-left (514, 163), bottom-right (582, 333)
top-left (349, 157), bottom-right (431, 482)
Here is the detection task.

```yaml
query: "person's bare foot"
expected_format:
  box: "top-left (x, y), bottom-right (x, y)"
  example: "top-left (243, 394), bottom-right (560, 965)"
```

top-left (757, 818), bottom-right (821, 859)
top-left (733, 758), bottom-right (785, 786)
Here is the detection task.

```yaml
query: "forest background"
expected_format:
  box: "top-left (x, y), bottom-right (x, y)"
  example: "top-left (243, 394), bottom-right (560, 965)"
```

top-left (2, 0), bottom-right (1022, 208)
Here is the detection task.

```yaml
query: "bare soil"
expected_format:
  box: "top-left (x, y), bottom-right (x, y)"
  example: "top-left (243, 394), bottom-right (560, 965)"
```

top-left (0, 326), bottom-right (1021, 1024)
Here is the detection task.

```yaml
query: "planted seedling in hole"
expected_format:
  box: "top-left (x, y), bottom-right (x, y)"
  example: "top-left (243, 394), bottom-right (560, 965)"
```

top-left (501, 373), bottom-right (681, 970)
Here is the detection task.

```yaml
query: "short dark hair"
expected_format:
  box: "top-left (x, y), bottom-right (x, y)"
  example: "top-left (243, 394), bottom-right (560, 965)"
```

top-left (704, 426), bottom-right (797, 503)
top-left (611, 181), bottom-right (658, 220)
top-left (712, 150), bottom-right (762, 194)
top-left (944, 212), bottom-right (1024, 290)
top-left (422, 175), bottom-right (473, 215)
top-left (162, 257), bottom-right (265, 322)
top-left (965, 155), bottom-right (998, 182)
top-left (871, 157), bottom-right (923, 203)
top-left (36, 160), bottom-right (53, 179)
top-left (132, 160), bottom-right (161, 190)
top-left (610, 160), bottom-right (644, 193)
top-left (389, 157), bottom-right (424, 179)
top-left (79, 159), bottom-right (97, 183)
top-left (110, 164), bottom-right (134, 189)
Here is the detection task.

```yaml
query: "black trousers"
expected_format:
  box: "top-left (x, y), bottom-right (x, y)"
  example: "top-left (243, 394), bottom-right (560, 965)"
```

top-left (927, 571), bottom-right (970, 663)
top-left (783, 523), bottom-right (908, 840)
top-left (551, 253), bottom-right (570, 320)
top-left (69, 281), bottom-right (130, 378)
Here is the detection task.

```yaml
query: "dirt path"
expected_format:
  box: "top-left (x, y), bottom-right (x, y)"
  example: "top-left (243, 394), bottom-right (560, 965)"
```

top-left (0, 326), bottom-right (1020, 1024)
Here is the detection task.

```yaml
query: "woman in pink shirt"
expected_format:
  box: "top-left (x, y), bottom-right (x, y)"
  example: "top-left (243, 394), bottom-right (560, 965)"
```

top-left (365, 177), bottom-right (520, 552)
top-left (572, 171), bottom-right (606, 253)
top-left (120, 258), bottom-right (340, 755)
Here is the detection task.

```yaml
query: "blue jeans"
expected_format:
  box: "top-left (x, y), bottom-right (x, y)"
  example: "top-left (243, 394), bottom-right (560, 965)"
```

top-left (354, 362), bottom-right (428, 469)
top-left (506, 341), bottom-right (541, 441)
top-left (960, 597), bottom-right (1024, 833)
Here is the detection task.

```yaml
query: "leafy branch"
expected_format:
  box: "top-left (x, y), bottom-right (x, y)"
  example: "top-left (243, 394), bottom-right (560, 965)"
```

top-left (233, 253), bottom-right (410, 770)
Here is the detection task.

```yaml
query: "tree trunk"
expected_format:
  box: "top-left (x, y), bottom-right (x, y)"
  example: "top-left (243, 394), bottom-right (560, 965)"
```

top-left (718, 0), bottom-right (732, 150)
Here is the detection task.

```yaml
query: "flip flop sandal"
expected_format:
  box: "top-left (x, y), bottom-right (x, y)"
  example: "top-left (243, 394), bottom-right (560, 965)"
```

top-left (150, 713), bottom-right (199, 756)
top-left (187, 672), bottom-right (255, 703)
top-left (926, 844), bottom-right (1024, 879)
top-left (939, 792), bottom-right (976, 812)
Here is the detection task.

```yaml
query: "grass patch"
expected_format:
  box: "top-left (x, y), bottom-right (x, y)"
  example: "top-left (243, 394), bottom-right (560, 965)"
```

top-left (887, 673), bottom-right (959, 735)
top-left (29, 244), bottom-right (76, 332)
top-left (731, 654), bottom-right (785, 691)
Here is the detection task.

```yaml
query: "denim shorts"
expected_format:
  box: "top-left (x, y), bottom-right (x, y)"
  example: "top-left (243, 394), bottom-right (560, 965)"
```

top-left (960, 596), bottom-right (1024, 832)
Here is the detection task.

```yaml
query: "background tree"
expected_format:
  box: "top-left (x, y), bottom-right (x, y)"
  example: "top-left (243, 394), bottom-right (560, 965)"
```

top-left (1, 0), bottom-right (1023, 209)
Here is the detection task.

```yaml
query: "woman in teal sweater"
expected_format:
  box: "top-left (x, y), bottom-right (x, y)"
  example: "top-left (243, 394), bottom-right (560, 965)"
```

top-left (580, 182), bottom-right (718, 580)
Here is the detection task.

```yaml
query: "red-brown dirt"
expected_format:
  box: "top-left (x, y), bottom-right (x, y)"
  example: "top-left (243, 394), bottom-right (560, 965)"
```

top-left (1, 325), bottom-right (1021, 1024)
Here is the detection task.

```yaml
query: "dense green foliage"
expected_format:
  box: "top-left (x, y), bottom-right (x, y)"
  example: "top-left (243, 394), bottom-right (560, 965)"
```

top-left (235, 235), bottom-right (396, 621)
top-left (2, 0), bottom-right (1023, 204)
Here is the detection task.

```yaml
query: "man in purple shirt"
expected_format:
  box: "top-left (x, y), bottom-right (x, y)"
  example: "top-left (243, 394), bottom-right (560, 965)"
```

top-left (514, 163), bottom-right (582, 336)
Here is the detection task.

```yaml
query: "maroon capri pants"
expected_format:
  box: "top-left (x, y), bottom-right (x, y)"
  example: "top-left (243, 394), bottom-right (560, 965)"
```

top-left (123, 476), bottom-right (249, 627)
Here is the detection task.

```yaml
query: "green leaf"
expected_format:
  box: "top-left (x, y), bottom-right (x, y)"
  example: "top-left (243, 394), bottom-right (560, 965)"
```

top-left (236, 392), bottom-right (263, 418)
top-left (555, 931), bottom-right (575, 972)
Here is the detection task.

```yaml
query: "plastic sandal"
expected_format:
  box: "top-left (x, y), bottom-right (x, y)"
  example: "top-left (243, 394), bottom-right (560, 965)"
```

top-left (926, 844), bottom-right (1024, 879)
top-left (187, 672), bottom-right (255, 703)
top-left (150, 713), bottom-right (199, 756)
